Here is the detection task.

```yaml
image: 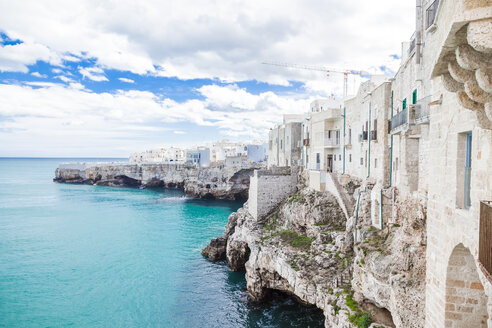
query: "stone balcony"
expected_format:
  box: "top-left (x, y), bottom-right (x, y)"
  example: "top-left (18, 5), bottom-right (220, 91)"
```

top-left (324, 138), bottom-right (340, 148)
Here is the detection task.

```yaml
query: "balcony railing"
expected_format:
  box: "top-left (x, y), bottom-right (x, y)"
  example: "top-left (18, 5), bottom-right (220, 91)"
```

top-left (479, 201), bottom-right (492, 281)
top-left (307, 163), bottom-right (321, 171)
top-left (408, 32), bottom-right (416, 55)
top-left (413, 96), bottom-right (431, 124)
top-left (303, 138), bottom-right (310, 146)
top-left (426, 0), bottom-right (440, 29)
top-left (391, 109), bottom-right (408, 131)
top-left (324, 138), bottom-right (340, 148)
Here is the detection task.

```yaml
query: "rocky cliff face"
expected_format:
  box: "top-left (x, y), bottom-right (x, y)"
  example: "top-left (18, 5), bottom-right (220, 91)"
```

top-left (54, 163), bottom-right (262, 200)
top-left (351, 188), bottom-right (426, 328)
top-left (203, 176), bottom-right (427, 328)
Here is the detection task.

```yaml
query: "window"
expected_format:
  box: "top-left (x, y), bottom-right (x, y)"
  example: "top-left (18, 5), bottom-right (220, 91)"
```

top-left (360, 157), bottom-right (363, 165)
top-left (316, 153), bottom-right (320, 163)
top-left (457, 132), bottom-right (473, 209)
top-left (375, 158), bottom-right (377, 168)
top-left (334, 155), bottom-right (336, 161)
top-left (374, 119), bottom-right (377, 131)
top-left (402, 98), bottom-right (407, 110)
top-left (412, 89), bottom-right (417, 105)
top-left (426, 0), bottom-right (439, 29)
top-left (349, 154), bottom-right (352, 162)
top-left (328, 130), bottom-right (332, 138)
top-left (339, 154), bottom-right (341, 161)
top-left (395, 157), bottom-right (399, 171)
top-left (280, 140), bottom-right (283, 150)
top-left (349, 128), bottom-right (352, 144)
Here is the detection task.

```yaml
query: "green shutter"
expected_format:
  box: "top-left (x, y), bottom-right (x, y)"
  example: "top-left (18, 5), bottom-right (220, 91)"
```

top-left (412, 89), bottom-right (417, 105)
top-left (402, 98), bottom-right (407, 110)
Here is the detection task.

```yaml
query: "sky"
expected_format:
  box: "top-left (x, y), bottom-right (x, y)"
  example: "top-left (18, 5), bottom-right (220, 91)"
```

top-left (0, 0), bottom-right (415, 157)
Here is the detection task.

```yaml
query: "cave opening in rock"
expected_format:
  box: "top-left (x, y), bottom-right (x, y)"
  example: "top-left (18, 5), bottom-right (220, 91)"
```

top-left (361, 302), bottom-right (396, 328)
top-left (233, 191), bottom-right (248, 202)
top-left (202, 193), bottom-right (216, 200)
top-left (246, 288), bottom-right (325, 327)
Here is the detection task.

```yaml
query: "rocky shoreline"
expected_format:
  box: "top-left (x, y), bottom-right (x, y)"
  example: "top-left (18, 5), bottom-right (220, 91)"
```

top-left (203, 173), bottom-right (426, 328)
top-left (54, 162), bottom-right (263, 200)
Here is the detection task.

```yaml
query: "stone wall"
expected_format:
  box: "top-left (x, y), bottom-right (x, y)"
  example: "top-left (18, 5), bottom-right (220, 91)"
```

top-left (55, 162), bottom-right (263, 200)
top-left (248, 168), bottom-right (297, 220)
top-left (423, 0), bottom-right (492, 327)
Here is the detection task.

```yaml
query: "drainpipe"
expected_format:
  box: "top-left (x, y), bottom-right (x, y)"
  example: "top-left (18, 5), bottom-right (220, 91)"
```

top-left (355, 98), bottom-right (372, 241)
top-left (342, 107), bottom-right (346, 174)
top-left (380, 89), bottom-right (395, 230)
top-left (416, 0), bottom-right (423, 65)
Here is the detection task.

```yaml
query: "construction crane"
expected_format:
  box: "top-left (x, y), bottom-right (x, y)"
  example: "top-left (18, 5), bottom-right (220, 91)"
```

top-left (262, 61), bottom-right (369, 99)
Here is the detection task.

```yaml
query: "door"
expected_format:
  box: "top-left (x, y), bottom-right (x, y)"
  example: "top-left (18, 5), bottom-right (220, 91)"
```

top-left (327, 155), bottom-right (333, 172)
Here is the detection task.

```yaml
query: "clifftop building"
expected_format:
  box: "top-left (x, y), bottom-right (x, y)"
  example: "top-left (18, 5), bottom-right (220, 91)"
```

top-left (265, 0), bottom-right (492, 325)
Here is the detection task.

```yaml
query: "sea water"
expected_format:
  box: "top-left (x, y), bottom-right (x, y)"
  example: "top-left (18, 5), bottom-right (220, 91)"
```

top-left (0, 158), bottom-right (324, 328)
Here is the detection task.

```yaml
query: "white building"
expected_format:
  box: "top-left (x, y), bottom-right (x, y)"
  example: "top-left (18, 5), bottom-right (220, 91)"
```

top-left (246, 144), bottom-right (267, 163)
top-left (129, 147), bottom-right (186, 164)
top-left (268, 115), bottom-right (304, 168)
top-left (186, 148), bottom-right (210, 168)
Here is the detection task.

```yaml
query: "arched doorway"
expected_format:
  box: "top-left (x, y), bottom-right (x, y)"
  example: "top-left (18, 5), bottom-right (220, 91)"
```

top-left (445, 243), bottom-right (488, 327)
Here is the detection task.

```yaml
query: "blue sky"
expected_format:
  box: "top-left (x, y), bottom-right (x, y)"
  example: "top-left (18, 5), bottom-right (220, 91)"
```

top-left (0, 0), bottom-right (414, 157)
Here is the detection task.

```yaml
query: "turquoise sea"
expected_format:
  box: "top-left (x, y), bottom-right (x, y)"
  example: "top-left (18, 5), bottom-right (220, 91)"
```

top-left (0, 158), bottom-right (324, 328)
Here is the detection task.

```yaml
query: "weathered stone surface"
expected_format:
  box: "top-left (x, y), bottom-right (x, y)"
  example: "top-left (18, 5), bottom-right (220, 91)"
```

top-left (201, 237), bottom-right (228, 261)
top-left (352, 190), bottom-right (426, 328)
top-left (54, 163), bottom-right (263, 200)
top-left (205, 173), bottom-right (427, 327)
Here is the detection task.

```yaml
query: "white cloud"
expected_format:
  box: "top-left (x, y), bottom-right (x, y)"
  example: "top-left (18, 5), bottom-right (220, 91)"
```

top-left (31, 71), bottom-right (47, 78)
top-left (0, 82), bottom-right (316, 155)
top-left (118, 77), bottom-right (134, 83)
top-left (0, 0), bottom-right (415, 85)
top-left (79, 66), bottom-right (108, 82)
top-left (0, 42), bottom-right (61, 72)
top-left (55, 75), bottom-right (75, 83)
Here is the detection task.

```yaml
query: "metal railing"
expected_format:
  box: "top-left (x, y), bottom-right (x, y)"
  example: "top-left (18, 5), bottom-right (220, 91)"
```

top-left (426, 0), bottom-right (440, 29)
top-left (479, 201), bottom-right (492, 281)
top-left (414, 96), bottom-right (431, 124)
top-left (324, 138), bottom-right (340, 147)
top-left (307, 163), bottom-right (321, 171)
top-left (408, 32), bottom-right (416, 55)
top-left (391, 109), bottom-right (408, 130)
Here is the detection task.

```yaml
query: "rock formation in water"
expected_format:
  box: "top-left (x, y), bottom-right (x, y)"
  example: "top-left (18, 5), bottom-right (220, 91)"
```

top-left (54, 163), bottom-right (263, 200)
top-left (203, 175), bottom-right (426, 328)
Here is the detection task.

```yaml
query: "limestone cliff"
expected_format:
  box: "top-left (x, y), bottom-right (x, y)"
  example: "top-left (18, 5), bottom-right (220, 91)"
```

top-left (204, 176), bottom-right (427, 328)
top-left (54, 163), bottom-right (262, 200)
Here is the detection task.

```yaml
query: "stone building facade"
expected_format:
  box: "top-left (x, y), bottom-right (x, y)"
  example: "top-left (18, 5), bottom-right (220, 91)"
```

top-left (267, 115), bottom-right (303, 168)
top-left (268, 1), bottom-right (492, 326)
top-left (421, 0), bottom-right (492, 327)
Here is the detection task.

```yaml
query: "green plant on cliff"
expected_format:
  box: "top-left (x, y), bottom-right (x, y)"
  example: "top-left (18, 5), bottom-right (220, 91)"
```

top-left (288, 192), bottom-right (302, 204)
top-left (276, 230), bottom-right (314, 250)
top-left (264, 216), bottom-right (278, 231)
top-left (345, 292), bottom-right (373, 328)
